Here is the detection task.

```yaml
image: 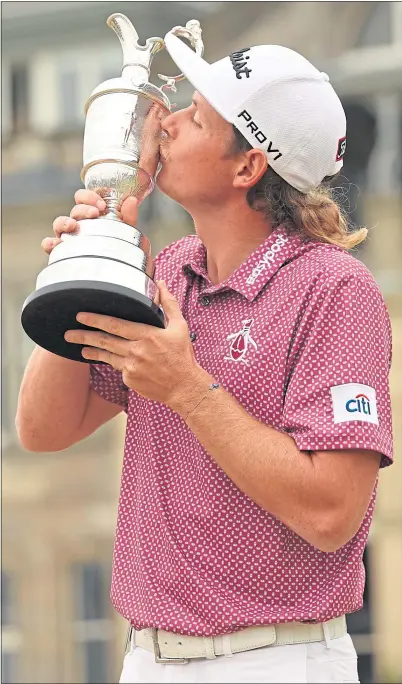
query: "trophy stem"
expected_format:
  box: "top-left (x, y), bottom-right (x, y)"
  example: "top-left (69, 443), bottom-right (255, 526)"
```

top-left (103, 196), bottom-right (122, 221)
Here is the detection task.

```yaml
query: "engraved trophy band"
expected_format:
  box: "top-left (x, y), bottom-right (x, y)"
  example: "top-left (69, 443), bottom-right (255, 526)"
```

top-left (21, 14), bottom-right (203, 362)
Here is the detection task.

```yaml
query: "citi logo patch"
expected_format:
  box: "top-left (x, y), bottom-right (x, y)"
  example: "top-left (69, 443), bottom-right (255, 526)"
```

top-left (330, 383), bottom-right (378, 425)
top-left (346, 393), bottom-right (371, 415)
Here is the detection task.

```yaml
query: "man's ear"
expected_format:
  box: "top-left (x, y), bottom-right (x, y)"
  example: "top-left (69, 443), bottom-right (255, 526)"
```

top-left (233, 149), bottom-right (268, 190)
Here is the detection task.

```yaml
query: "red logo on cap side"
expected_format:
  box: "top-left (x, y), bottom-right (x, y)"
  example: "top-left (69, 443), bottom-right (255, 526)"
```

top-left (336, 136), bottom-right (347, 162)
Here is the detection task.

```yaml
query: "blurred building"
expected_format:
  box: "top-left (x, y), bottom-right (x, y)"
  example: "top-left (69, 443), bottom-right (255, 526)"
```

top-left (2, 2), bottom-right (401, 683)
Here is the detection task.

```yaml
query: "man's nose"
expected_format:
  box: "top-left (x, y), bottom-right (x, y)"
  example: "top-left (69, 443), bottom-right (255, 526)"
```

top-left (161, 110), bottom-right (181, 139)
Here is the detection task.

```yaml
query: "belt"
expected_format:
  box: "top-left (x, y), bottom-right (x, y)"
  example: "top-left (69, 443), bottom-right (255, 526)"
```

top-left (128, 615), bottom-right (347, 664)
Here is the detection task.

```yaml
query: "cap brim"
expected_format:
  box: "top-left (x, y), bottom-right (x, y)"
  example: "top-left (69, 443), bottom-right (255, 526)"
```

top-left (164, 33), bottom-right (231, 122)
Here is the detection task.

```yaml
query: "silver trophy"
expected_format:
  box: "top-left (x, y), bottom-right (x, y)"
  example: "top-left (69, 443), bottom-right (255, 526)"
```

top-left (21, 13), bottom-right (203, 362)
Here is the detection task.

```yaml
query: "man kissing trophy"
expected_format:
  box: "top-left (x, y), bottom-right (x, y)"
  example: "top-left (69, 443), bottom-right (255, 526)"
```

top-left (21, 13), bottom-right (203, 362)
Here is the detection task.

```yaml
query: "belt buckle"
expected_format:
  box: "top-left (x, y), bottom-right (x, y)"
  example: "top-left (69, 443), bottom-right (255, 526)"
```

top-left (151, 628), bottom-right (189, 665)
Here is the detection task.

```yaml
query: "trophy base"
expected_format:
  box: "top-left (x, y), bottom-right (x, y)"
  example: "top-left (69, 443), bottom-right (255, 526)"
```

top-left (21, 281), bottom-right (165, 362)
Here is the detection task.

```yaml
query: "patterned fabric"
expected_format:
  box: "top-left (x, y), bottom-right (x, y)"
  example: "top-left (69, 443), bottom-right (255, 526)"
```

top-left (90, 226), bottom-right (393, 636)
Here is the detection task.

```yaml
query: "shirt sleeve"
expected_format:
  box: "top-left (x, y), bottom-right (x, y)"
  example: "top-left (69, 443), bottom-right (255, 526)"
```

top-left (89, 364), bottom-right (129, 411)
top-left (281, 271), bottom-right (393, 467)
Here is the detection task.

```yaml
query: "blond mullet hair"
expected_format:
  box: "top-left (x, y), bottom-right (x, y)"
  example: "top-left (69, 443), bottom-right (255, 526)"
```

top-left (232, 126), bottom-right (367, 251)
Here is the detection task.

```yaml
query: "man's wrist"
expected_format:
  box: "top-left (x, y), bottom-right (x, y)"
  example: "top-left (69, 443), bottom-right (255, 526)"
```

top-left (169, 366), bottom-right (216, 419)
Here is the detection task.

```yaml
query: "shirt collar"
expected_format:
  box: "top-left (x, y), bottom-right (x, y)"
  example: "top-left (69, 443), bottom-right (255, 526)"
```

top-left (182, 239), bottom-right (208, 280)
top-left (182, 227), bottom-right (307, 301)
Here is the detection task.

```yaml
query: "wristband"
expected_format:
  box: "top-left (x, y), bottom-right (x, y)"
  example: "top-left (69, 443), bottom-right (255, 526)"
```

top-left (184, 382), bottom-right (220, 420)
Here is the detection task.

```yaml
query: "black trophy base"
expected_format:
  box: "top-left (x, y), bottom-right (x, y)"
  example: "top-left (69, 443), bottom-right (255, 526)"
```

top-left (21, 281), bottom-right (165, 362)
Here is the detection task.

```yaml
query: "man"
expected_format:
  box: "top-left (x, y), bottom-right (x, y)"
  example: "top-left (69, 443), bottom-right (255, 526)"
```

top-left (17, 42), bottom-right (393, 683)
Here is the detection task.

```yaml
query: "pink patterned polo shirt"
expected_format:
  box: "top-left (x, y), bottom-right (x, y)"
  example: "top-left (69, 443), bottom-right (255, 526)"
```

top-left (90, 226), bottom-right (393, 637)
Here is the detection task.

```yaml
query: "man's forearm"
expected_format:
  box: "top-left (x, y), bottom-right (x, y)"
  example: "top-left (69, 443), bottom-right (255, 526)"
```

top-left (16, 346), bottom-right (91, 451)
top-left (173, 369), bottom-right (340, 551)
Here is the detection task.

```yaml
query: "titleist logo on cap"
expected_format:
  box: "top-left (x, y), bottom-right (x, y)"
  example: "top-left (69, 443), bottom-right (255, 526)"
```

top-left (230, 47), bottom-right (252, 79)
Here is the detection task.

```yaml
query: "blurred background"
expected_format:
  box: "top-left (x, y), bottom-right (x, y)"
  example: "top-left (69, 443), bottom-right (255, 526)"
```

top-left (2, 1), bottom-right (402, 683)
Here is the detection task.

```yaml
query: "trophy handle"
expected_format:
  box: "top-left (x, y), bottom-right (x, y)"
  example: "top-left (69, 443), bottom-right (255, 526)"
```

top-left (107, 13), bottom-right (164, 81)
top-left (158, 20), bottom-right (204, 92)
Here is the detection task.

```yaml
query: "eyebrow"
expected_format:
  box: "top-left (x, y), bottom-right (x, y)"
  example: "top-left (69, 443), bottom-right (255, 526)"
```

top-left (191, 94), bottom-right (207, 120)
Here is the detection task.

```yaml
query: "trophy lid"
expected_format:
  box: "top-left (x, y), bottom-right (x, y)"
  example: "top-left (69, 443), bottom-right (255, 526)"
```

top-left (107, 14), bottom-right (164, 87)
top-left (84, 15), bottom-right (204, 114)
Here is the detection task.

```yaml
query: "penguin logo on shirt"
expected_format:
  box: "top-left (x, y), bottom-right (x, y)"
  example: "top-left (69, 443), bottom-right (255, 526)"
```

top-left (225, 319), bottom-right (258, 365)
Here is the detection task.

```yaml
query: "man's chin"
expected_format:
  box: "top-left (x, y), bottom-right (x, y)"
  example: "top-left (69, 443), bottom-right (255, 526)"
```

top-left (156, 167), bottom-right (185, 204)
top-left (156, 167), bottom-right (175, 199)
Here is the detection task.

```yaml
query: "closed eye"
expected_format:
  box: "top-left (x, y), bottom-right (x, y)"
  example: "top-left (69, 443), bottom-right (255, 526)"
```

top-left (190, 100), bottom-right (202, 127)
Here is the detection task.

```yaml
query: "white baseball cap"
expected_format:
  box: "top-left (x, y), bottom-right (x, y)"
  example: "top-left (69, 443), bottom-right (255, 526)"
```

top-left (164, 36), bottom-right (347, 193)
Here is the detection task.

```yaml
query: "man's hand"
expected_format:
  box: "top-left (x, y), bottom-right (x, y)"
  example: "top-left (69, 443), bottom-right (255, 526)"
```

top-left (64, 281), bottom-right (210, 413)
top-left (139, 103), bottom-right (166, 179)
top-left (42, 189), bottom-right (139, 256)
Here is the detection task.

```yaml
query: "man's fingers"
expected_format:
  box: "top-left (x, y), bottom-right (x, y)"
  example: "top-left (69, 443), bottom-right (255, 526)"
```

top-left (74, 189), bottom-right (106, 210)
top-left (81, 346), bottom-right (126, 370)
top-left (70, 204), bottom-right (100, 221)
top-left (139, 104), bottom-right (164, 177)
top-left (47, 190), bottom-right (108, 256)
top-left (41, 237), bottom-right (62, 255)
top-left (74, 312), bottom-right (155, 341)
top-left (64, 329), bottom-right (131, 356)
top-left (157, 281), bottom-right (184, 325)
top-left (52, 216), bottom-right (77, 238)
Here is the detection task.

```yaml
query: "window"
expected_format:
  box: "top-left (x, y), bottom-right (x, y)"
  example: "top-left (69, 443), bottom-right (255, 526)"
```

top-left (100, 69), bottom-right (118, 85)
top-left (60, 70), bottom-right (79, 129)
top-left (74, 563), bottom-right (107, 621)
top-left (2, 653), bottom-right (19, 684)
top-left (2, 571), bottom-right (14, 625)
top-left (356, 2), bottom-right (391, 48)
top-left (2, 340), bottom-right (12, 442)
top-left (10, 62), bottom-right (29, 132)
top-left (72, 562), bottom-right (113, 684)
top-left (98, 44), bottom-right (122, 85)
top-left (2, 64), bottom-right (12, 137)
top-left (347, 546), bottom-right (374, 684)
top-left (1, 572), bottom-right (21, 684)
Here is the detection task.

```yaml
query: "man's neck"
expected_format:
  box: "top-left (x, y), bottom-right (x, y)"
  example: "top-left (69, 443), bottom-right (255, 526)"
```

top-left (192, 202), bottom-right (273, 285)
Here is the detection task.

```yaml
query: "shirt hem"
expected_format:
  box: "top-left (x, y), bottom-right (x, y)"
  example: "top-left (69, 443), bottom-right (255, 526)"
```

top-left (289, 434), bottom-right (393, 468)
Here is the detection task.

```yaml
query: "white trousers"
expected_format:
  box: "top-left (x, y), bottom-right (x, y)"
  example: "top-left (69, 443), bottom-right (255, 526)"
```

top-left (119, 633), bottom-right (360, 683)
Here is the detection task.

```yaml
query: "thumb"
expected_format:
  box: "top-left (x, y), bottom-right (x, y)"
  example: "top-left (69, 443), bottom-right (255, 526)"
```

top-left (121, 196), bottom-right (139, 228)
top-left (157, 281), bottom-right (182, 323)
